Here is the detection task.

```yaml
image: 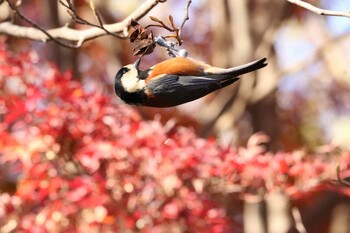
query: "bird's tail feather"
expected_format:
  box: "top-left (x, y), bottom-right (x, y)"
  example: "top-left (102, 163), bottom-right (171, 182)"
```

top-left (206, 58), bottom-right (267, 77)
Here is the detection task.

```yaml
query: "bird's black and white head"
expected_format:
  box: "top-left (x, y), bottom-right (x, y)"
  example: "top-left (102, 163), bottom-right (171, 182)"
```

top-left (114, 58), bottom-right (148, 105)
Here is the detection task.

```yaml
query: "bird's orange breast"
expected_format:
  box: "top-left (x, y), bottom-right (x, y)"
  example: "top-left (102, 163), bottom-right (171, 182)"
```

top-left (146, 57), bottom-right (207, 83)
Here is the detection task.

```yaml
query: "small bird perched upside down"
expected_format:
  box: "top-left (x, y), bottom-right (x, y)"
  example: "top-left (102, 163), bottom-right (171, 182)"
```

top-left (114, 57), bottom-right (267, 108)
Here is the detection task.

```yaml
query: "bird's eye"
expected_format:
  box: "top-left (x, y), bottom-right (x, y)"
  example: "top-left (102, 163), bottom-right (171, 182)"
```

top-left (121, 67), bottom-right (130, 75)
top-left (115, 67), bottom-right (130, 80)
top-left (120, 68), bottom-right (129, 75)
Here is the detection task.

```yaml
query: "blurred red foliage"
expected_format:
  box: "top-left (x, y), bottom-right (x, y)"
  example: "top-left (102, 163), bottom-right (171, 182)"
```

top-left (0, 43), bottom-right (350, 232)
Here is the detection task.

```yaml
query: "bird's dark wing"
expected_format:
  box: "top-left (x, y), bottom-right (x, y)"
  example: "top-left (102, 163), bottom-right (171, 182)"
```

top-left (144, 74), bottom-right (239, 107)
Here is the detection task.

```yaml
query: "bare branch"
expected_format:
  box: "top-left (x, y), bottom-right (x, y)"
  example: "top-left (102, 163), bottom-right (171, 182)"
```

top-left (59, 0), bottom-right (119, 38)
top-left (146, 15), bottom-right (182, 45)
top-left (59, 0), bottom-right (94, 26)
top-left (6, 0), bottom-right (78, 48)
top-left (145, 24), bottom-right (173, 32)
top-left (89, 0), bottom-right (113, 36)
top-left (287, 0), bottom-right (350, 19)
top-left (147, 16), bottom-right (171, 30)
top-left (0, 0), bottom-right (167, 47)
top-left (178, 0), bottom-right (192, 38)
top-left (291, 207), bottom-right (307, 233)
top-left (336, 164), bottom-right (350, 187)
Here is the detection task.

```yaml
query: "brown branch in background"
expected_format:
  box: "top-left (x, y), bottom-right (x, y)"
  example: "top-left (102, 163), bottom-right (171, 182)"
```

top-left (0, 0), bottom-right (166, 47)
top-left (210, 0), bottom-right (254, 136)
top-left (47, 0), bottom-right (64, 69)
top-left (287, 0), bottom-right (350, 19)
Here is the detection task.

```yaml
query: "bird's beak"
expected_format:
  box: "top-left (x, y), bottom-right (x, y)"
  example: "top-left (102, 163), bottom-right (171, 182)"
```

top-left (133, 58), bottom-right (141, 69)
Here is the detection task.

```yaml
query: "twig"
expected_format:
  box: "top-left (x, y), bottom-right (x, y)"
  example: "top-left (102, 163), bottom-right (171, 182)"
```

top-left (145, 16), bottom-right (174, 31)
top-left (154, 35), bottom-right (188, 57)
top-left (89, 0), bottom-right (118, 37)
top-left (178, 0), bottom-right (192, 38)
top-left (145, 15), bottom-right (184, 45)
top-left (59, 0), bottom-right (91, 25)
top-left (0, 0), bottom-right (166, 47)
top-left (336, 164), bottom-right (350, 186)
top-left (6, 0), bottom-right (78, 48)
top-left (287, 0), bottom-right (350, 19)
top-left (291, 207), bottom-right (307, 233)
top-left (59, 0), bottom-right (120, 38)
top-left (143, 1), bottom-right (193, 48)
top-left (145, 23), bottom-right (173, 31)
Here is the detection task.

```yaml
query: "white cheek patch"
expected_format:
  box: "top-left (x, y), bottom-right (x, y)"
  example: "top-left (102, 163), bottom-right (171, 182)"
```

top-left (121, 67), bottom-right (146, 93)
top-left (122, 77), bottom-right (146, 93)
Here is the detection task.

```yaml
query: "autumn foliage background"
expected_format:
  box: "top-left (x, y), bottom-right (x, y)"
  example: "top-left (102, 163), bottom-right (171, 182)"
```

top-left (1, 0), bottom-right (350, 233)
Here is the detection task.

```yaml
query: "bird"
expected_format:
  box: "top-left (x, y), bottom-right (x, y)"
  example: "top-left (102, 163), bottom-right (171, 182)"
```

top-left (114, 56), bottom-right (267, 108)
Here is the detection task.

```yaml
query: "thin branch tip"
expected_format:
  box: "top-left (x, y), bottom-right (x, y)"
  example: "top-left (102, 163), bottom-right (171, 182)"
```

top-left (287, 0), bottom-right (350, 19)
top-left (0, 0), bottom-right (164, 47)
top-left (179, 0), bottom-right (192, 38)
